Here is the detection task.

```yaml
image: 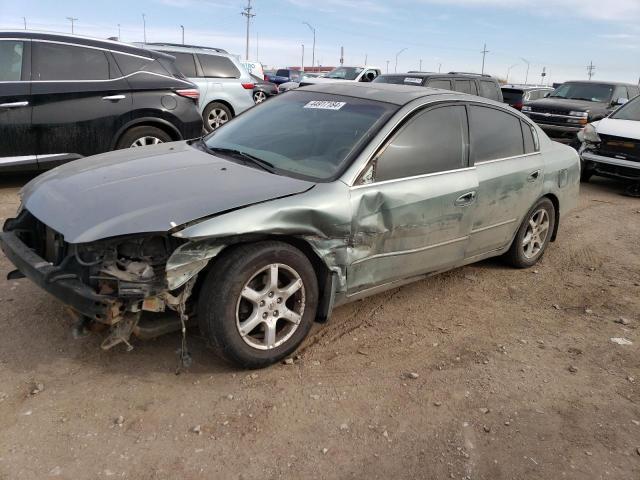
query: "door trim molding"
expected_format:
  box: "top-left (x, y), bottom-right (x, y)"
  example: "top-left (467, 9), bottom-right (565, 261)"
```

top-left (470, 218), bottom-right (517, 234)
top-left (351, 235), bottom-right (469, 266)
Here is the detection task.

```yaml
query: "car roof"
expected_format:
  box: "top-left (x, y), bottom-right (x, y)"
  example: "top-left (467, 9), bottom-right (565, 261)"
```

top-left (298, 82), bottom-right (468, 106)
top-left (139, 42), bottom-right (236, 59)
top-left (381, 72), bottom-right (498, 80)
top-left (0, 30), bottom-right (163, 59)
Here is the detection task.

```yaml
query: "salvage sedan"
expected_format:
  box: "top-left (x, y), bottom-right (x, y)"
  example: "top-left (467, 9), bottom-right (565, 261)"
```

top-left (0, 83), bottom-right (580, 368)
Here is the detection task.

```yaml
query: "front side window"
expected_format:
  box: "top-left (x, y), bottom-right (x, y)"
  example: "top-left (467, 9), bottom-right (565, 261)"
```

top-left (203, 91), bottom-right (397, 181)
top-left (0, 40), bottom-right (23, 81)
top-left (197, 54), bottom-right (240, 78)
top-left (611, 95), bottom-right (640, 121)
top-left (469, 105), bottom-right (524, 162)
top-left (549, 82), bottom-right (615, 103)
top-left (372, 105), bottom-right (468, 182)
top-left (427, 79), bottom-right (452, 90)
top-left (33, 42), bottom-right (111, 81)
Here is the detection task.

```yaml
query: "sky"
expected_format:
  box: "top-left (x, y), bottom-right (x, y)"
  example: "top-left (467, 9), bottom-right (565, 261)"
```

top-left (1, 0), bottom-right (639, 85)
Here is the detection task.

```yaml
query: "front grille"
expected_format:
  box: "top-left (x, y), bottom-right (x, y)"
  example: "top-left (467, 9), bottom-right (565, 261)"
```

top-left (10, 210), bottom-right (68, 266)
top-left (530, 107), bottom-right (570, 116)
top-left (597, 134), bottom-right (640, 163)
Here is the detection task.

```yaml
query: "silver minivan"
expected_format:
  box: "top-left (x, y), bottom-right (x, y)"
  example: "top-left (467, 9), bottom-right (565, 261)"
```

top-left (146, 43), bottom-right (255, 132)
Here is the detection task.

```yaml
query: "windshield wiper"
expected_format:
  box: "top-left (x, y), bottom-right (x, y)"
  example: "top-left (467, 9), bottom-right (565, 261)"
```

top-left (206, 146), bottom-right (276, 173)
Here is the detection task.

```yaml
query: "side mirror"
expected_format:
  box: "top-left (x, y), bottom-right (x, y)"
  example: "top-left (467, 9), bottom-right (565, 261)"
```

top-left (614, 97), bottom-right (629, 106)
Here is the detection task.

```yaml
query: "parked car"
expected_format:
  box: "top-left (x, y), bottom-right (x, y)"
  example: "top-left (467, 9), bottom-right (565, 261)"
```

top-left (277, 73), bottom-right (326, 93)
top-left (251, 74), bottom-right (278, 103)
top-left (0, 83), bottom-right (579, 368)
top-left (373, 72), bottom-right (504, 102)
top-left (501, 85), bottom-right (554, 110)
top-left (521, 81), bottom-right (640, 145)
top-left (242, 61), bottom-right (264, 79)
top-left (148, 43), bottom-right (255, 132)
top-left (299, 66), bottom-right (381, 86)
top-left (578, 94), bottom-right (640, 196)
top-left (0, 31), bottom-right (202, 172)
top-left (266, 69), bottom-right (303, 85)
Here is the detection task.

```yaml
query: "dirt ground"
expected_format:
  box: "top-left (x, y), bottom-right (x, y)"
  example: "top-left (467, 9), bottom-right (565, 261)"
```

top-left (0, 174), bottom-right (638, 480)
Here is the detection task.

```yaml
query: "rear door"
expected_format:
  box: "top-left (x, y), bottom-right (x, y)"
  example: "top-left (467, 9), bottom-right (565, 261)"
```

top-left (466, 104), bottom-right (544, 257)
top-left (348, 104), bottom-right (477, 293)
top-left (31, 40), bottom-right (132, 167)
top-left (0, 38), bottom-right (35, 169)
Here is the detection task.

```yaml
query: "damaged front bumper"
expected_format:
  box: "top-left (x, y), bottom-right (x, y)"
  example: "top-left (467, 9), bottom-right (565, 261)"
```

top-left (0, 231), bottom-right (118, 321)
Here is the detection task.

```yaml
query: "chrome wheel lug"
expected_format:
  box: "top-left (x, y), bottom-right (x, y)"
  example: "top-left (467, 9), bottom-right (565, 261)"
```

top-left (259, 300), bottom-right (265, 307)
top-left (268, 292), bottom-right (274, 297)
top-left (262, 312), bottom-right (268, 319)
top-left (273, 310), bottom-right (279, 317)
top-left (277, 297), bottom-right (282, 303)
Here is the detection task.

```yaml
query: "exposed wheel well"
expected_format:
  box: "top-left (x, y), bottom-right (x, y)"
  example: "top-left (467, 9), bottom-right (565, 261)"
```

top-left (115, 120), bottom-right (182, 147)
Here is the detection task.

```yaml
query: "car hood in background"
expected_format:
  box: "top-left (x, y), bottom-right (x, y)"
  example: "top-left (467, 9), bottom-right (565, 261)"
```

top-left (299, 77), bottom-right (352, 87)
top-left (526, 97), bottom-right (608, 112)
top-left (21, 142), bottom-right (315, 244)
top-left (595, 117), bottom-right (640, 141)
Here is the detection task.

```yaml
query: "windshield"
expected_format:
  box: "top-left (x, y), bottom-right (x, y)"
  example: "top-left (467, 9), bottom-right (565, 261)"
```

top-left (275, 69), bottom-right (291, 77)
top-left (324, 67), bottom-right (363, 80)
top-left (203, 91), bottom-right (397, 181)
top-left (611, 95), bottom-right (640, 121)
top-left (549, 83), bottom-right (614, 102)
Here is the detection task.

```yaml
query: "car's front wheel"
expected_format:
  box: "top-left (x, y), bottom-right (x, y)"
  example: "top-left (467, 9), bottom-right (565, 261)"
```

top-left (504, 197), bottom-right (556, 268)
top-left (198, 241), bottom-right (318, 368)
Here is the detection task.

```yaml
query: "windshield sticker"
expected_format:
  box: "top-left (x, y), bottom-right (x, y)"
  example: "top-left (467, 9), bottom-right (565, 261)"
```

top-left (404, 77), bottom-right (422, 84)
top-left (304, 100), bottom-right (346, 110)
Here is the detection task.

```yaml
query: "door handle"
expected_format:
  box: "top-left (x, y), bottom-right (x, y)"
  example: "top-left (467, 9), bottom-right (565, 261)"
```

top-left (102, 95), bottom-right (126, 101)
top-left (455, 191), bottom-right (477, 207)
top-left (0, 101), bottom-right (29, 108)
top-left (527, 170), bottom-right (541, 182)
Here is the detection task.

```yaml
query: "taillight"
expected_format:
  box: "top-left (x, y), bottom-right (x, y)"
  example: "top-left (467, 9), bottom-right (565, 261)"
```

top-left (242, 83), bottom-right (255, 90)
top-left (264, 75), bottom-right (269, 81)
top-left (514, 102), bottom-right (523, 110)
top-left (176, 88), bottom-right (200, 100)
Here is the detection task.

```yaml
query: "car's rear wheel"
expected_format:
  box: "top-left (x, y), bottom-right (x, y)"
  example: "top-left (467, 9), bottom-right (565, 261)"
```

top-left (198, 241), bottom-right (318, 368)
top-left (203, 102), bottom-right (232, 132)
top-left (504, 197), bottom-right (556, 268)
top-left (253, 90), bottom-right (268, 103)
top-left (116, 126), bottom-right (172, 149)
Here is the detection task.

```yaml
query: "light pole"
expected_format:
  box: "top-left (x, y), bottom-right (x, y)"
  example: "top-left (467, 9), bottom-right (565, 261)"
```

top-left (303, 22), bottom-right (315, 72)
top-left (23, 17), bottom-right (27, 29)
top-left (394, 48), bottom-right (407, 73)
top-left (520, 57), bottom-right (530, 85)
top-left (66, 17), bottom-right (78, 34)
top-left (142, 13), bottom-right (147, 43)
top-left (301, 44), bottom-right (305, 72)
top-left (419, 58), bottom-right (422, 71)
top-left (506, 63), bottom-right (518, 83)
top-left (180, 25), bottom-right (184, 45)
top-left (117, 23), bottom-right (121, 40)
top-left (241, 0), bottom-right (255, 61)
top-left (438, 63), bottom-right (442, 73)
top-left (386, 60), bottom-right (390, 73)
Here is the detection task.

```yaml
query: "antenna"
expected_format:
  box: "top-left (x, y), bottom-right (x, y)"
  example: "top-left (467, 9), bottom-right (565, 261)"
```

top-left (241, 0), bottom-right (256, 61)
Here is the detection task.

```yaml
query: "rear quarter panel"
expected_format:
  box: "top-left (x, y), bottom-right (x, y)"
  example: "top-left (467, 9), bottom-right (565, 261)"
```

top-left (538, 131), bottom-right (580, 219)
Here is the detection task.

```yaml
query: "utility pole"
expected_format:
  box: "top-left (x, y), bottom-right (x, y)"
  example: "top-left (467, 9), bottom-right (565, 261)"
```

top-left (301, 44), bottom-right (304, 72)
top-left (241, 0), bottom-right (255, 61)
top-left (480, 43), bottom-right (489, 75)
top-left (419, 59), bottom-right (422, 71)
top-left (394, 48), bottom-right (407, 73)
top-left (520, 57), bottom-right (530, 85)
top-left (142, 13), bottom-right (147, 43)
top-left (23, 17), bottom-right (27, 29)
top-left (66, 17), bottom-right (78, 34)
top-left (438, 63), bottom-right (442, 73)
top-left (386, 60), bottom-right (390, 73)
top-left (180, 25), bottom-right (184, 45)
top-left (541, 66), bottom-right (547, 85)
top-left (364, 53), bottom-right (368, 64)
top-left (256, 32), bottom-right (259, 61)
top-left (303, 22), bottom-right (315, 72)
top-left (117, 24), bottom-right (121, 40)
top-left (340, 46), bottom-right (344, 66)
top-left (586, 61), bottom-right (595, 80)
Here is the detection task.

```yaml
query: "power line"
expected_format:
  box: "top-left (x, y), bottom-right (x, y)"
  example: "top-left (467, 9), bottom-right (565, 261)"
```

top-left (241, 0), bottom-right (256, 61)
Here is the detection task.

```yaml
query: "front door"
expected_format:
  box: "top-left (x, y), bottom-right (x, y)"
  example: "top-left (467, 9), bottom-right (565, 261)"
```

top-left (0, 38), bottom-right (35, 169)
top-left (31, 40), bottom-right (132, 168)
top-left (466, 104), bottom-right (544, 257)
top-left (347, 104), bottom-right (478, 294)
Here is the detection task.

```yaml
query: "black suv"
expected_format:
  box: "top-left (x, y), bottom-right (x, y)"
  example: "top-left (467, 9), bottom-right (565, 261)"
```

top-left (373, 71), bottom-right (503, 102)
top-left (521, 80), bottom-right (640, 145)
top-left (0, 31), bottom-right (202, 172)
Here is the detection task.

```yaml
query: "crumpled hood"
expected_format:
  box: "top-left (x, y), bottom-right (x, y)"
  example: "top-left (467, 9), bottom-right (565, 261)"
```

top-left (595, 117), bottom-right (640, 141)
top-left (21, 141), bottom-right (314, 244)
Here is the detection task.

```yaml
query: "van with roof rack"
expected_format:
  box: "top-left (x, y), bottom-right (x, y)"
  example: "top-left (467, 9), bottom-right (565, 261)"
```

top-left (373, 71), bottom-right (503, 102)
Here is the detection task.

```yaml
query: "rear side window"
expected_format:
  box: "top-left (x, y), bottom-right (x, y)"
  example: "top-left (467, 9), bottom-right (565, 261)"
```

top-left (0, 40), bottom-right (23, 81)
top-left (112, 53), bottom-right (153, 75)
top-left (161, 51), bottom-right (196, 77)
top-left (427, 79), bottom-right (452, 90)
top-left (375, 105), bottom-right (467, 182)
top-left (198, 54), bottom-right (240, 78)
top-left (522, 121), bottom-right (537, 154)
top-left (469, 105), bottom-right (524, 162)
top-left (479, 81), bottom-right (501, 101)
top-left (33, 42), bottom-right (111, 81)
top-left (455, 80), bottom-right (475, 95)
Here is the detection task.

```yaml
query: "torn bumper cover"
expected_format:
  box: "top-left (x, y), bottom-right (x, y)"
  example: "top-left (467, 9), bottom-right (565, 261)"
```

top-left (0, 231), bottom-right (117, 320)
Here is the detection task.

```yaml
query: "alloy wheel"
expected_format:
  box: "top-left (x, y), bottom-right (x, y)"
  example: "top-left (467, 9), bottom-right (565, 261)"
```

top-left (235, 263), bottom-right (305, 350)
top-left (207, 108), bottom-right (229, 130)
top-left (130, 136), bottom-right (164, 147)
top-left (254, 91), bottom-right (267, 103)
top-left (522, 208), bottom-right (550, 259)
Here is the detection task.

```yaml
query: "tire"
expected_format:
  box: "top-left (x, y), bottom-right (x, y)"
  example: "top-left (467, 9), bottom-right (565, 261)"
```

top-left (116, 125), bottom-right (172, 149)
top-left (580, 160), bottom-right (592, 182)
top-left (504, 197), bottom-right (556, 269)
top-left (253, 90), bottom-right (268, 103)
top-left (623, 182), bottom-right (640, 198)
top-left (198, 241), bottom-right (319, 369)
top-left (203, 102), bottom-right (232, 132)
